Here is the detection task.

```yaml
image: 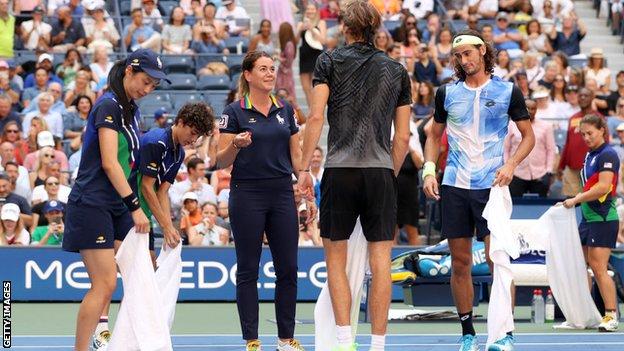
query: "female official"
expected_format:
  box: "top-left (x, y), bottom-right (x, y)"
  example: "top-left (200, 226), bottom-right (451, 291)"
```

top-left (562, 114), bottom-right (620, 332)
top-left (62, 49), bottom-right (169, 351)
top-left (217, 51), bottom-right (314, 351)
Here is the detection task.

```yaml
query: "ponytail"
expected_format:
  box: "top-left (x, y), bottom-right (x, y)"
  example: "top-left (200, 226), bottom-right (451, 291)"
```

top-left (238, 73), bottom-right (249, 96)
top-left (107, 60), bottom-right (136, 126)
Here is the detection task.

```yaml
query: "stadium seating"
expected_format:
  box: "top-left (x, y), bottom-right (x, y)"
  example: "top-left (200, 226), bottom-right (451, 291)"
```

top-left (197, 75), bottom-right (231, 90)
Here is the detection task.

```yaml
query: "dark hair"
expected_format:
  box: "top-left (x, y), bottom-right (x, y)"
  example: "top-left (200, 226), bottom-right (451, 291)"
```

top-left (402, 27), bottom-right (421, 47)
top-left (415, 81), bottom-right (435, 106)
top-left (186, 157), bottom-right (205, 170)
top-left (4, 161), bottom-right (18, 170)
top-left (65, 48), bottom-right (83, 64)
top-left (174, 102), bottom-right (215, 137)
top-left (239, 51), bottom-right (273, 96)
top-left (106, 59), bottom-right (138, 125)
top-left (550, 73), bottom-right (567, 100)
top-left (169, 6), bottom-right (185, 25)
top-left (451, 29), bottom-right (496, 81)
top-left (526, 19), bottom-right (541, 34)
top-left (257, 19), bottom-right (271, 35)
top-left (580, 114), bottom-right (609, 140)
top-left (395, 14), bottom-right (416, 44)
top-left (278, 22), bottom-right (296, 54)
top-left (314, 146), bottom-right (324, 155)
top-left (552, 51), bottom-right (569, 69)
top-left (496, 49), bottom-right (511, 70)
top-left (0, 174), bottom-right (9, 182)
top-left (71, 94), bottom-right (93, 109)
top-left (342, 0), bottom-right (381, 44)
top-left (131, 8), bottom-right (142, 15)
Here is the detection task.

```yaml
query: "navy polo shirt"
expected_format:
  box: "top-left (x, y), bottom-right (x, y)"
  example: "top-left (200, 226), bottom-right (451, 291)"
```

top-left (220, 95), bottom-right (299, 181)
top-left (69, 91), bottom-right (141, 209)
top-left (552, 30), bottom-right (584, 57)
top-left (132, 126), bottom-right (185, 219)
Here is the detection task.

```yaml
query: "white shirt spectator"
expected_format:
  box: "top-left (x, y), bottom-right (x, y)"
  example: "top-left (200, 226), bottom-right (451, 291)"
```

top-left (169, 179), bottom-right (218, 212)
top-left (532, 0), bottom-right (573, 19)
top-left (403, 0), bottom-right (434, 19)
top-left (20, 20), bottom-right (52, 50)
top-left (31, 184), bottom-right (71, 204)
top-left (215, 4), bottom-right (250, 34)
top-left (22, 110), bottom-right (64, 139)
top-left (585, 68), bottom-right (612, 89)
top-left (468, 0), bottom-right (498, 16)
top-left (143, 7), bottom-right (164, 30)
top-left (0, 163), bottom-right (31, 202)
top-left (193, 222), bottom-right (228, 246)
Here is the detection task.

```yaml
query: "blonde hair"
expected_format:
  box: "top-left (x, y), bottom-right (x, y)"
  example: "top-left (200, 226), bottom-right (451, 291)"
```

top-left (0, 216), bottom-right (26, 246)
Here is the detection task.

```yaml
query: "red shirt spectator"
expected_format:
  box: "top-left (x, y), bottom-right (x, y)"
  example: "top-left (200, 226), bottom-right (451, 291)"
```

top-left (319, 0), bottom-right (340, 19)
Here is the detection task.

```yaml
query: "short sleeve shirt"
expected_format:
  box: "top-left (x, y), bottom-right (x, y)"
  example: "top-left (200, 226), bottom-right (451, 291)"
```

top-left (51, 19), bottom-right (86, 45)
top-left (434, 77), bottom-right (529, 189)
top-left (219, 95), bottom-right (298, 181)
top-left (69, 91), bottom-right (141, 209)
top-left (133, 127), bottom-right (185, 219)
top-left (580, 143), bottom-right (620, 222)
top-left (552, 30), bottom-right (584, 57)
top-left (313, 42), bottom-right (412, 170)
top-left (0, 193), bottom-right (32, 215)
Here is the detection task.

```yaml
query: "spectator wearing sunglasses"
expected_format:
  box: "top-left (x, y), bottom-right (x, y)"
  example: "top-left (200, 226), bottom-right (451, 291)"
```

top-left (30, 176), bottom-right (69, 230)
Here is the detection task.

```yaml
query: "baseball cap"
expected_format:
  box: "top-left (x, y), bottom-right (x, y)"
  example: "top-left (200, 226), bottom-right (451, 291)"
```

top-left (1, 203), bottom-right (20, 222)
top-left (126, 49), bottom-right (171, 84)
top-left (43, 200), bottom-right (64, 214)
top-left (531, 88), bottom-right (550, 99)
top-left (84, 0), bottom-right (105, 11)
top-left (154, 107), bottom-right (167, 120)
top-left (0, 61), bottom-right (8, 70)
top-left (38, 53), bottom-right (54, 64)
top-left (37, 131), bottom-right (55, 148)
top-left (222, 0), bottom-right (234, 5)
top-left (182, 192), bottom-right (199, 202)
top-left (496, 12), bottom-right (508, 20)
top-left (33, 6), bottom-right (44, 13)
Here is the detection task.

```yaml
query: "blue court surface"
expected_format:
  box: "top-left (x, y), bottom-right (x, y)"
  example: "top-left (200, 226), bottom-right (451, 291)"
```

top-left (10, 333), bottom-right (624, 350)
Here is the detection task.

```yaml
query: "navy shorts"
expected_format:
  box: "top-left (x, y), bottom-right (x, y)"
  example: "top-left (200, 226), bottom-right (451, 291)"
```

top-left (440, 185), bottom-right (491, 241)
top-left (320, 168), bottom-right (397, 242)
top-left (62, 200), bottom-right (134, 253)
top-left (579, 221), bottom-right (619, 248)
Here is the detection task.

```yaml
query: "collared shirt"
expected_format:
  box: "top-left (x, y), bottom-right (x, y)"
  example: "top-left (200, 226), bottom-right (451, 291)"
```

top-left (581, 143), bottom-right (620, 222)
top-left (0, 15), bottom-right (15, 58)
top-left (133, 127), bottom-right (185, 220)
top-left (123, 24), bottom-right (156, 49)
top-left (69, 91), bottom-right (141, 209)
top-left (552, 30), bottom-right (584, 57)
top-left (51, 18), bottom-right (86, 45)
top-left (493, 27), bottom-right (521, 51)
top-left (504, 119), bottom-right (556, 181)
top-left (220, 94), bottom-right (298, 181)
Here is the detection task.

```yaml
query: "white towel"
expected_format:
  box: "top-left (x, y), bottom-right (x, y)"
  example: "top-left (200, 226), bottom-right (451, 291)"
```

top-left (108, 229), bottom-right (182, 351)
top-left (314, 219), bottom-right (369, 351)
top-left (482, 186), bottom-right (520, 346)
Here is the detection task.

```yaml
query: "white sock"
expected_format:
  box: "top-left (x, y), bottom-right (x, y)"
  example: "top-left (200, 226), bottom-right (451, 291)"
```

top-left (369, 334), bottom-right (385, 351)
top-left (336, 325), bottom-right (353, 346)
top-left (95, 316), bottom-right (109, 335)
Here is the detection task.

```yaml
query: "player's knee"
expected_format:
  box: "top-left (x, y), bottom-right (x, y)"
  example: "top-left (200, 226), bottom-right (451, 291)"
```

top-left (451, 255), bottom-right (472, 275)
top-left (91, 275), bottom-right (117, 298)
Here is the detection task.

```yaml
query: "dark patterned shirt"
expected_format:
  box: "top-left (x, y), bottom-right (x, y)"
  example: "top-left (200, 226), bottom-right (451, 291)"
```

top-left (313, 42), bottom-right (412, 169)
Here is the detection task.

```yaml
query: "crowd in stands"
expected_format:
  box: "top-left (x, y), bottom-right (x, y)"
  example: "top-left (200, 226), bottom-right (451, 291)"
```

top-left (1, 0), bottom-right (624, 248)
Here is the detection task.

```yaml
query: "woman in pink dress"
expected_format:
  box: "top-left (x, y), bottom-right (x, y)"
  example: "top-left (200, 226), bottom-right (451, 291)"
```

top-left (260, 0), bottom-right (294, 33)
top-left (276, 22), bottom-right (297, 100)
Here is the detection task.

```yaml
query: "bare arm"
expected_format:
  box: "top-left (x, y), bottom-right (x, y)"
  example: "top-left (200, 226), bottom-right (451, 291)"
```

top-left (563, 171), bottom-right (613, 207)
top-left (392, 105), bottom-right (411, 176)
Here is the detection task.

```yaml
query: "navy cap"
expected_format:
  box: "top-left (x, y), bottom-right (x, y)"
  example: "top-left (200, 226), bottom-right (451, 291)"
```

top-left (154, 107), bottom-right (168, 120)
top-left (126, 49), bottom-right (171, 84)
top-left (43, 200), bottom-right (64, 214)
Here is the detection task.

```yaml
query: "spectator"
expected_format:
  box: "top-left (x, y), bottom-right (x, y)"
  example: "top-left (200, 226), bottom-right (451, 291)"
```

top-left (187, 202), bottom-right (230, 246)
top-left (31, 175), bottom-right (70, 206)
top-left (0, 61), bottom-right (20, 105)
top-left (210, 164), bottom-right (231, 195)
top-left (320, 0), bottom-right (340, 20)
top-left (412, 81), bottom-right (435, 118)
top-left (481, 23), bottom-right (494, 43)
top-left (23, 53), bottom-right (63, 89)
top-left (22, 93), bottom-right (64, 139)
top-left (587, 78), bottom-right (610, 116)
top-left (403, 0), bottom-right (433, 19)
top-left (68, 143), bottom-right (81, 174)
top-left (533, 87), bottom-right (560, 128)
top-left (193, 3), bottom-right (226, 41)
top-left (123, 8), bottom-right (162, 52)
top-left (0, 174), bottom-right (33, 226)
top-left (468, 0), bottom-right (498, 19)
top-left (89, 45), bottom-right (113, 92)
top-left (608, 71), bottom-right (624, 115)
top-left (248, 20), bottom-right (276, 56)
top-left (0, 0), bottom-right (14, 59)
top-left (537, 0), bottom-right (558, 34)
top-left (151, 107), bottom-right (169, 130)
top-left (0, 95), bottom-right (20, 132)
top-left (162, 7), bottom-right (193, 55)
top-left (513, 0), bottom-right (533, 34)
top-left (179, 191), bottom-right (203, 240)
top-left (2, 157), bottom-right (30, 205)
top-left (608, 97), bottom-right (624, 142)
top-left (310, 146), bottom-right (324, 206)
top-left (413, 44), bottom-right (440, 85)
top-left (392, 14), bottom-right (417, 44)
top-left (217, 199), bottom-right (230, 224)
top-left (46, 0), bottom-right (69, 16)
top-left (30, 200), bottom-right (64, 246)
top-left (181, 0), bottom-right (206, 17)
top-left (20, 6), bottom-right (52, 51)
top-left (297, 3), bottom-right (326, 107)
top-left (445, 0), bottom-right (469, 20)
top-left (549, 12), bottom-right (586, 57)
top-left (401, 27), bottom-right (421, 74)
top-left (0, 203), bottom-right (30, 246)
top-left (169, 158), bottom-right (217, 214)
top-left (23, 82), bottom-right (67, 116)
top-left (374, 28), bottom-right (393, 52)
top-left (525, 19), bottom-right (553, 55)
top-left (55, 48), bottom-right (83, 87)
top-left (13, 0), bottom-right (44, 15)
top-left (421, 13), bottom-right (442, 44)
top-left (142, 0), bottom-right (165, 32)
top-left (63, 94), bottom-right (91, 142)
top-left (370, 0), bottom-right (401, 20)
top-left (493, 49), bottom-right (512, 80)
top-left (22, 131), bottom-right (69, 174)
top-left (275, 22), bottom-right (297, 100)
top-left (505, 98), bottom-right (556, 197)
top-left (558, 88), bottom-right (602, 196)
top-left (386, 43), bottom-right (402, 61)
top-left (524, 51), bottom-right (544, 88)
top-left (28, 145), bottom-right (60, 188)
top-left (192, 23), bottom-right (230, 74)
top-left (261, 0), bottom-right (295, 32)
top-left (298, 203), bottom-right (321, 246)
top-left (21, 68), bottom-right (50, 108)
top-left (215, 0), bottom-right (251, 37)
top-left (536, 61), bottom-right (558, 90)
top-left (1, 121), bottom-right (30, 165)
top-left (585, 48), bottom-right (611, 95)
top-left (562, 84), bottom-right (581, 118)
top-left (466, 15), bottom-right (479, 31)
top-left (67, 0), bottom-right (85, 16)
top-left (84, 2), bottom-right (120, 53)
top-left (63, 70), bottom-right (96, 108)
top-left (493, 12), bottom-right (523, 58)
top-left (514, 71), bottom-right (531, 98)
top-left (50, 6), bottom-right (87, 54)
top-left (431, 28), bottom-right (452, 63)
top-left (550, 73), bottom-right (568, 108)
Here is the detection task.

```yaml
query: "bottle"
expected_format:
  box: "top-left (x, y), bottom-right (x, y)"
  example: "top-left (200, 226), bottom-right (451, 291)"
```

top-left (531, 289), bottom-right (545, 324)
top-left (545, 289), bottom-right (555, 322)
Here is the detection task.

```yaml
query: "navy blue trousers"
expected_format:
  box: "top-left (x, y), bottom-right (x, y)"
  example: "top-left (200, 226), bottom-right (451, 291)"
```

top-left (229, 176), bottom-right (299, 340)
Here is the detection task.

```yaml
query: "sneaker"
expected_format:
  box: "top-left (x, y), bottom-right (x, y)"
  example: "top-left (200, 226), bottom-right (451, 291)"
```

top-left (90, 330), bottom-right (110, 351)
top-left (331, 343), bottom-right (358, 351)
top-left (458, 334), bottom-right (479, 351)
top-left (276, 338), bottom-right (305, 351)
top-left (599, 315), bottom-right (619, 332)
top-left (247, 340), bottom-right (263, 351)
top-left (487, 335), bottom-right (514, 351)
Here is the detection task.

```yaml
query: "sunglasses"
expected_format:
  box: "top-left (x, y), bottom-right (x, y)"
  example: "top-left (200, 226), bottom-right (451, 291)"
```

top-left (43, 154), bottom-right (54, 158)
top-left (6, 129), bottom-right (18, 134)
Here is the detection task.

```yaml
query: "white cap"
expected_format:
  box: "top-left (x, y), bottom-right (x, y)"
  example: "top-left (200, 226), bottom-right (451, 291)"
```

top-left (38, 53), bottom-right (54, 64)
top-left (1, 203), bottom-right (20, 222)
top-left (531, 88), bottom-right (550, 99)
top-left (37, 131), bottom-right (55, 148)
top-left (182, 192), bottom-right (199, 202)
